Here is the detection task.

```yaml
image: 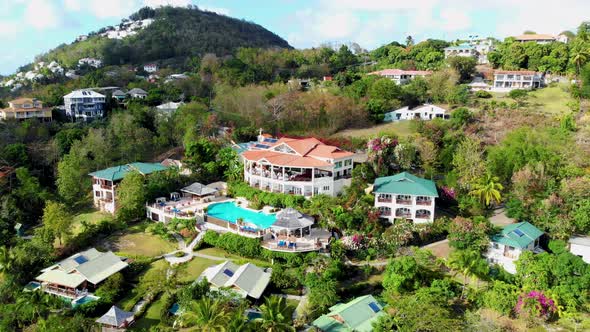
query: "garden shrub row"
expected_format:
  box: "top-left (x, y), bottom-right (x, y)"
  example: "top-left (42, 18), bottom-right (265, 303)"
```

top-left (228, 181), bottom-right (305, 208)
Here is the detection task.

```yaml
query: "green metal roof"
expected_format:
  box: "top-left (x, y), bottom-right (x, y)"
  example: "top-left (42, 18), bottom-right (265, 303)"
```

top-left (445, 43), bottom-right (474, 50)
top-left (373, 172), bottom-right (438, 197)
top-left (89, 162), bottom-right (168, 181)
top-left (491, 222), bottom-right (543, 249)
top-left (312, 295), bottom-right (386, 332)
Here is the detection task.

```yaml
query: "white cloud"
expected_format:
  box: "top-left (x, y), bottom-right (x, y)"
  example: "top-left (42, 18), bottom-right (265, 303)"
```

top-left (199, 5), bottom-right (230, 16)
top-left (87, 0), bottom-right (137, 18)
top-left (0, 21), bottom-right (19, 38)
top-left (438, 8), bottom-right (471, 32)
top-left (143, 0), bottom-right (191, 8)
top-left (24, 0), bottom-right (60, 30)
top-left (64, 0), bottom-right (81, 11)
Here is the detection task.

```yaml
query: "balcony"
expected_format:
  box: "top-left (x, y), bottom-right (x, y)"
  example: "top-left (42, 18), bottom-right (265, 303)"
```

top-left (396, 200), bottom-right (412, 205)
top-left (395, 213), bottom-right (412, 218)
top-left (334, 174), bottom-right (352, 181)
top-left (415, 213), bottom-right (431, 219)
top-left (377, 197), bottom-right (393, 203)
top-left (416, 200), bottom-right (432, 206)
top-left (379, 209), bottom-right (392, 216)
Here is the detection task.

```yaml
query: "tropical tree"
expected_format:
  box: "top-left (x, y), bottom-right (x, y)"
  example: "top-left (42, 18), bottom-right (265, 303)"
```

top-left (255, 296), bottom-right (295, 332)
top-left (0, 246), bottom-right (14, 274)
top-left (41, 201), bottom-right (73, 246)
top-left (116, 171), bottom-right (147, 223)
top-left (177, 297), bottom-right (230, 331)
top-left (570, 43), bottom-right (590, 75)
top-left (447, 249), bottom-right (489, 298)
top-left (14, 291), bottom-right (65, 327)
top-left (469, 173), bottom-right (504, 207)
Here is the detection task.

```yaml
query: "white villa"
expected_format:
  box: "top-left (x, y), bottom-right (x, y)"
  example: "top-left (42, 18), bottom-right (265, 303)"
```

top-left (63, 89), bottom-right (106, 121)
top-left (568, 236), bottom-right (590, 264)
top-left (156, 101), bottom-right (184, 114)
top-left (485, 222), bottom-right (544, 274)
top-left (89, 162), bottom-right (168, 214)
top-left (383, 104), bottom-right (449, 122)
top-left (513, 33), bottom-right (568, 44)
top-left (146, 182), bottom-right (223, 223)
top-left (373, 172), bottom-right (438, 223)
top-left (368, 69), bottom-right (432, 85)
top-left (241, 134), bottom-right (355, 197)
top-left (143, 63), bottom-right (158, 73)
top-left (198, 261), bottom-right (271, 299)
top-left (128, 88), bottom-right (148, 99)
top-left (493, 70), bottom-right (543, 92)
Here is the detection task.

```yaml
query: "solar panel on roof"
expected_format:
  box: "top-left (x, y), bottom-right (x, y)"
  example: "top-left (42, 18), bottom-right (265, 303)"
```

top-left (368, 302), bottom-right (381, 313)
top-left (74, 256), bottom-right (88, 264)
top-left (223, 269), bottom-right (234, 277)
top-left (264, 138), bottom-right (278, 143)
top-left (254, 144), bottom-right (270, 149)
top-left (513, 229), bottom-right (525, 237)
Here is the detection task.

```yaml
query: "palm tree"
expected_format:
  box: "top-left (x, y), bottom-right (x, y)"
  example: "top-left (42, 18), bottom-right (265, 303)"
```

top-left (571, 45), bottom-right (590, 76)
top-left (469, 173), bottom-right (503, 208)
top-left (15, 291), bottom-right (64, 327)
top-left (255, 296), bottom-right (295, 332)
top-left (447, 250), bottom-right (489, 298)
top-left (177, 297), bottom-right (230, 331)
top-left (0, 246), bottom-right (14, 274)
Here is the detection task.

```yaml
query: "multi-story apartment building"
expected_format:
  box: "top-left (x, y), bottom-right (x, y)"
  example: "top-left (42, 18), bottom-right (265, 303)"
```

top-left (373, 172), bottom-right (438, 223)
top-left (89, 162), bottom-right (168, 214)
top-left (485, 222), bottom-right (544, 274)
top-left (241, 135), bottom-right (355, 197)
top-left (63, 90), bottom-right (106, 121)
top-left (0, 98), bottom-right (52, 121)
top-left (368, 69), bottom-right (432, 85)
top-left (492, 70), bottom-right (543, 92)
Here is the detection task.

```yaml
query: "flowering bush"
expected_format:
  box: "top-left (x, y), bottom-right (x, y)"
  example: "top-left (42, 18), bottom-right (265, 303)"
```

top-left (341, 233), bottom-right (367, 250)
top-left (367, 136), bottom-right (398, 175)
top-left (515, 291), bottom-right (557, 322)
top-left (441, 186), bottom-right (456, 200)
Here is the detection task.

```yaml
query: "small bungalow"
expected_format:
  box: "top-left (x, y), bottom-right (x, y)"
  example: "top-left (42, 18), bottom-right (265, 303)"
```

top-left (156, 101), bottom-right (184, 114)
top-left (112, 90), bottom-right (127, 102)
top-left (128, 88), bottom-right (147, 99)
top-left (198, 261), bottom-right (271, 299)
top-left (96, 305), bottom-right (135, 331)
top-left (35, 248), bottom-right (128, 299)
top-left (383, 104), bottom-right (449, 122)
top-left (485, 222), bottom-right (544, 274)
top-left (312, 295), bottom-right (386, 332)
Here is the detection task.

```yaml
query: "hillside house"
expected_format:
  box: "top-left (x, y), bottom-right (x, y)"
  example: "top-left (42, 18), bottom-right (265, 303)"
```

top-left (241, 133), bottom-right (355, 197)
top-left (373, 172), bottom-right (438, 223)
top-left (128, 88), bottom-right (147, 99)
top-left (368, 69), bottom-right (432, 85)
top-left (568, 236), bottom-right (590, 264)
top-left (198, 261), bottom-right (271, 299)
top-left (112, 89), bottom-right (127, 102)
top-left (312, 295), bottom-right (386, 332)
top-left (384, 104), bottom-right (449, 122)
top-left (444, 43), bottom-right (478, 58)
top-left (513, 33), bottom-right (567, 44)
top-left (35, 248), bottom-right (128, 300)
top-left (485, 222), bottom-right (544, 274)
top-left (96, 306), bottom-right (135, 331)
top-left (0, 98), bottom-right (52, 121)
top-left (156, 101), bottom-right (184, 114)
top-left (89, 162), bottom-right (168, 214)
top-left (492, 70), bottom-right (543, 92)
top-left (64, 90), bottom-right (106, 121)
top-left (78, 58), bottom-right (103, 68)
top-left (143, 63), bottom-right (158, 73)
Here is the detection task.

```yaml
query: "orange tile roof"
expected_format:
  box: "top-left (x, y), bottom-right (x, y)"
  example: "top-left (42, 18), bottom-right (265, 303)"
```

top-left (494, 70), bottom-right (538, 75)
top-left (242, 150), bottom-right (332, 167)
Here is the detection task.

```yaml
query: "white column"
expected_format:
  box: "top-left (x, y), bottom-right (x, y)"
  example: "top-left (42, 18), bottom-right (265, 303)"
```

top-left (311, 168), bottom-right (315, 197)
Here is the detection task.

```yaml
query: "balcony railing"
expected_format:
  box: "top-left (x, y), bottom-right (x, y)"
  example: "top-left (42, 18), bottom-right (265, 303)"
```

top-left (415, 213), bottom-right (431, 219)
top-left (334, 174), bottom-right (352, 180)
top-left (379, 210), bottom-right (392, 216)
top-left (395, 213), bottom-right (412, 218)
top-left (396, 200), bottom-right (412, 205)
top-left (377, 197), bottom-right (393, 203)
top-left (416, 200), bottom-right (432, 206)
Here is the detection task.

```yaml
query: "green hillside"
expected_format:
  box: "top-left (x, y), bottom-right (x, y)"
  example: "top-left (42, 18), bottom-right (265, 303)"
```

top-left (39, 6), bottom-right (291, 68)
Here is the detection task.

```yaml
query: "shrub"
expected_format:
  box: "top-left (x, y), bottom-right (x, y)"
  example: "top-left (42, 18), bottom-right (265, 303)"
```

top-left (95, 273), bottom-right (124, 303)
top-left (202, 230), bottom-right (261, 258)
top-left (475, 90), bottom-right (492, 98)
top-left (228, 181), bottom-right (305, 208)
top-left (174, 251), bottom-right (186, 258)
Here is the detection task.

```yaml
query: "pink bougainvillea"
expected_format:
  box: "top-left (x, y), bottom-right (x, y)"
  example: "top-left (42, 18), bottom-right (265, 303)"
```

top-left (515, 291), bottom-right (557, 321)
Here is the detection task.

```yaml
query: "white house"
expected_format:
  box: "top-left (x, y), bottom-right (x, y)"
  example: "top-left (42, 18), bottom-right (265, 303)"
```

top-left (384, 104), bottom-right (449, 122)
top-left (485, 222), bottom-right (544, 274)
top-left (198, 261), bottom-right (271, 299)
top-left (444, 43), bottom-right (478, 58)
top-left (241, 133), bottom-right (355, 197)
top-left (63, 90), bottom-right (106, 121)
top-left (143, 63), bottom-right (158, 73)
top-left (156, 101), bottom-right (184, 114)
top-left (492, 70), bottom-right (543, 92)
top-left (128, 88), bottom-right (148, 99)
top-left (444, 40), bottom-right (493, 64)
top-left (468, 77), bottom-right (491, 91)
top-left (373, 172), bottom-right (438, 223)
top-left (78, 58), bottom-right (103, 68)
top-left (568, 236), bottom-right (590, 264)
top-left (368, 69), bottom-right (432, 85)
top-left (513, 34), bottom-right (566, 44)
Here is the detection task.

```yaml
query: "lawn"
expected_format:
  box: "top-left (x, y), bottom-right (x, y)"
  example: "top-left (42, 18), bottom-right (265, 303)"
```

top-left (177, 256), bottom-right (219, 283)
top-left (72, 209), bottom-right (112, 235)
top-left (132, 294), bottom-right (167, 330)
top-left (488, 84), bottom-right (574, 115)
top-left (334, 120), bottom-right (415, 139)
top-left (195, 247), bottom-right (272, 267)
top-left (103, 223), bottom-right (177, 258)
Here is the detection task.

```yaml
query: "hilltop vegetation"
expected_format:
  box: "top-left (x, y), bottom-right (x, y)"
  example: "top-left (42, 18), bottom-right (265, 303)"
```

top-left (38, 6), bottom-right (291, 69)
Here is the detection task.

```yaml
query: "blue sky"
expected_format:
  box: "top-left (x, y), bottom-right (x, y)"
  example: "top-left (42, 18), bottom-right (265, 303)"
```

top-left (1, 0), bottom-right (588, 75)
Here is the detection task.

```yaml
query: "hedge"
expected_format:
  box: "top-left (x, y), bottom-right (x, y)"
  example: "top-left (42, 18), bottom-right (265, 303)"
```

top-left (228, 181), bottom-right (305, 208)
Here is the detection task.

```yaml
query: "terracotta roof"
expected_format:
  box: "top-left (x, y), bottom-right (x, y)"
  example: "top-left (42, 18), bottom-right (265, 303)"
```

top-left (514, 34), bottom-right (555, 41)
top-left (494, 70), bottom-right (539, 75)
top-left (9, 97), bottom-right (38, 104)
top-left (369, 69), bottom-right (432, 76)
top-left (242, 150), bottom-right (332, 167)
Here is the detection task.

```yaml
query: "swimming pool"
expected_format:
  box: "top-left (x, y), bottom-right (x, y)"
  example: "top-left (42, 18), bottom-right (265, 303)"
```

top-left (72, 294), bottom-right (100, 307)
top-left (207, 202), bottom-right (276, 229)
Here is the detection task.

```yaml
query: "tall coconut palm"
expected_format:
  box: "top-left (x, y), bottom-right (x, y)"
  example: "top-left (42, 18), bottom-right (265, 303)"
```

top-left (15, 291), bottom-right (64, 327)
top-left (447, 250), bottom-right (489, 298)
top-left (177, 297), bottom-right (230, 331)
top-left (254, 296), bottom-right (295, 332)
top-left (571, 45), bottom-right (590, 76)
top-left (469, 173), bottom-right (504, 208)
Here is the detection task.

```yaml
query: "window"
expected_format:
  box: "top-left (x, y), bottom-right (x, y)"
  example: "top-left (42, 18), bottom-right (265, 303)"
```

top-left (95, 191), bottom-right (101, 197)
top-left (334, 161), bottom-right (343, 169)
top-left (344, 159), bottom-right (352, 166)
top-left (74, 256), bottom-right (88, 264)
top-left (513, 229), bottom-right (525, 237)
top-left (323, 186), bottom-right (330, 191)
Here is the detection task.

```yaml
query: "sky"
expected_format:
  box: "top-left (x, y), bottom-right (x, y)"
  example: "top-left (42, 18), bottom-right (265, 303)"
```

top-left (1, 0), bottom-right (589, 75)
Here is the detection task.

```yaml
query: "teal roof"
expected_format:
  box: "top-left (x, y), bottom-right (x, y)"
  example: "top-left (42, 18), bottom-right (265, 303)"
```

top-left (89, 162), bottom-right (168, 181)
top-left (491, 222), bottom-right (543, 249)
top-left (445, 43), bottom-right (474, 50)
top-left (312, 295), bottom-right (386, 332)
top-left (373, 172), bottom-right (438, 197)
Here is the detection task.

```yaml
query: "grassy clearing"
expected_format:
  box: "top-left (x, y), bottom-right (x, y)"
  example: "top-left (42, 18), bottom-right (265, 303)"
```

top-left (132, 294), bottom-right (166, 330)
top-left (177, 256), bottom-right (218, 283)
top-left (195, 247), bottom-right (272, 267)
top-left (104, 223), bottom-right (176, 257)
top-left (334, 120), bottom-right (415, 139)
top-left (488, 84), bottom-right (574, 115)
top-left (72, 210), bottom-right (112, 235)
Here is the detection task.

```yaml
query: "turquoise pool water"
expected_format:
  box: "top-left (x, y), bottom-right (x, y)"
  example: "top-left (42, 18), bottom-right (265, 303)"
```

top-left (72, 295), bottom-right (99, 307)
top-left (207, 202), bottom-right (276, 229)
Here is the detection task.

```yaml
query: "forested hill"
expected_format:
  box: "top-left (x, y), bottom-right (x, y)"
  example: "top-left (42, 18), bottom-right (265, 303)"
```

top-left (39, 6), bottom-right (291, 68)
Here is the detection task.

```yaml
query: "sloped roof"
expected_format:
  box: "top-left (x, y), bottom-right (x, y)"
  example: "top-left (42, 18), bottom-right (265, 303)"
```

top-left (112, 89), bottom-right (126, 96)
top-left (312, 295), bottom-right (386, 332)
top-left (64, 89), bottom-right (105, 98)
top-left (491, 222), bottom-right (543, 249)
top-left (514, 34), bottom-right (556, 41)
top-left (445, 43), bottom-right (475, 50)
top-left (495, 70), bottom-right (539, 75)
top-left (128, 88), bottom-right (147, 95)
top-left (156, 101), bottom-right (184, 110)
top-left (36, 270), bottom-right (86, 288)
top-left (369, 69), bottom-right (432, 76)
top-left (272, 208), bottom-right (314, 230)
top-left (181, 182), bottom-right (218, 196)
top-left (569, 235), bottom-right (590, 247)
top-left (96, 306), bottom-right (134, 327)
top-left (199, 261), bottom-right (271, 299)
top-left (89, 162), bottom-right (168, 181)
top-left (75, 251), bottom-right (128, 284)
top-left (373, 172), bottom-right (438, 197)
